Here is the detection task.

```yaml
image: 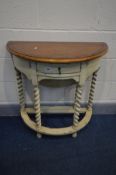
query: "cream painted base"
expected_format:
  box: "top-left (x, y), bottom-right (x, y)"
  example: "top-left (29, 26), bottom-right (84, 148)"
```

top-left (12, 55), bottom-right (100, 138)
top-left (20, 107), bottom-right (92, 136)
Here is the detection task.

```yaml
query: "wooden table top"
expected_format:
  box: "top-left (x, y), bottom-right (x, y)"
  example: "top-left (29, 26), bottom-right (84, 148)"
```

top-left (7, 41), bottom-right (108, 63)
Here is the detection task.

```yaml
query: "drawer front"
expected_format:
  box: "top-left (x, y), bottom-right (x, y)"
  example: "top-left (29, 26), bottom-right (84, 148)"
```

top-left (61, 64), bottom-right (80, 74)
top-left (37, 63), bottom-right (81, 74)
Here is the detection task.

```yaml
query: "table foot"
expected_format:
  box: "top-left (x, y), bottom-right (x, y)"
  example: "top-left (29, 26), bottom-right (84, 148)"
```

top-left (37, 133), bottom-right (42, 139)
top-left (72, 132), bottom-right (77, 138)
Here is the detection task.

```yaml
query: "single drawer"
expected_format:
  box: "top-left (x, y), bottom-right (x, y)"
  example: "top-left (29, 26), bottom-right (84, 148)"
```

top-left (37, 63), bottom-right (81, 74)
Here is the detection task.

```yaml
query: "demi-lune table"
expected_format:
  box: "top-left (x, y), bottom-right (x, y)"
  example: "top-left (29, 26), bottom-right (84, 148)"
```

top-left (7, 41), bottom-right (108, 138)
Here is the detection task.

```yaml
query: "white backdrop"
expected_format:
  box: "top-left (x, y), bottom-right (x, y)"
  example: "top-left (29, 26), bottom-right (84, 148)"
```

top-left (0, 0), bottom-right (116, 104)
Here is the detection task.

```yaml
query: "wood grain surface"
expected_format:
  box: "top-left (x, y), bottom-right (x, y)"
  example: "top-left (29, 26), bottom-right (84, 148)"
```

top-left (7, 41), bottom-right (108, 63)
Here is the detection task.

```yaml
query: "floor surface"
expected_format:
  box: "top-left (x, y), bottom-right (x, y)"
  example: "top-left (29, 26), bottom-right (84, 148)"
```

top-left (0, 114), bottom-right (116, 175)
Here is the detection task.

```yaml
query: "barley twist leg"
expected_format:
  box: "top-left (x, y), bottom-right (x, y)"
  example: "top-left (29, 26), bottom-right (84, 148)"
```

top-left (33, 84), bottom-right (42, 138)
top-left (87, 70), bottom-right (98, 109)
top-left (72, 84), bottom-right (83, 138)
top-left (15, 69), bottom-right (25, 108)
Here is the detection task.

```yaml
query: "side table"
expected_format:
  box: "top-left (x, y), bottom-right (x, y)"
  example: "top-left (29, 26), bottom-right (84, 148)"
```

top-left (7, 41), bottom-right (108, 138)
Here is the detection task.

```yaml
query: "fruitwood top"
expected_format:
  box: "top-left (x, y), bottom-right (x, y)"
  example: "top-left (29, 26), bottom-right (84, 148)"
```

top-left (7, 41), bottom-right (108, 63)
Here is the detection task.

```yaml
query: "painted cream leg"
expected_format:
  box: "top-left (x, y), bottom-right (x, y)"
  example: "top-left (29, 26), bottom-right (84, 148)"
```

top-left (33, 83), bottom-right (42, 138)
top-left (15, 68), bottom-right (25, 109)
top-left (72, 84), bottom-right (83, 138)
top-left (88, 70), bottom-right (98, 109)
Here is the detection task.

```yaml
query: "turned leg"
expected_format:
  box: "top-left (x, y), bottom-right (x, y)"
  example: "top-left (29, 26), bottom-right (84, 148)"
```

top-left (33, 84), bottom-right (42, 138)
top-left (87, 70), bottom-right (98, 109)
top-left (72, 84), bottom-right (83, 138)
top-left (15, 68), bottom-right (25, 109)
